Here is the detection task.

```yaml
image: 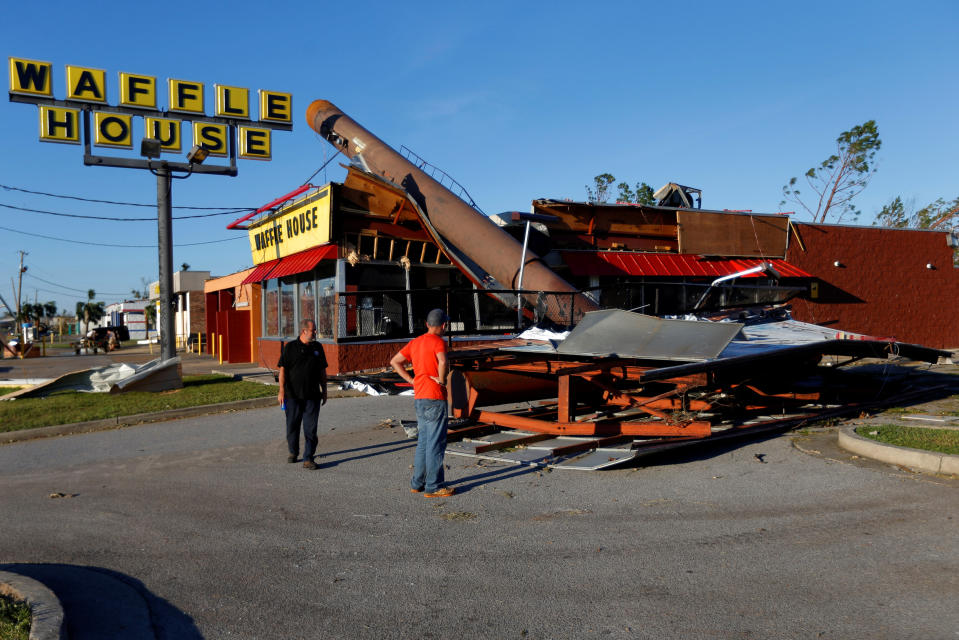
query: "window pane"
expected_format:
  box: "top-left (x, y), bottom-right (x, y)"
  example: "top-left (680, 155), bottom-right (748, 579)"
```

top-left (265, 279), bottom-right (279, 336)
top-left (280, 277), bottom-right (295, 336)
top-left (317, 277), bottom-right (335, 338)
top-left (300, 279), bottom-right (315, 330)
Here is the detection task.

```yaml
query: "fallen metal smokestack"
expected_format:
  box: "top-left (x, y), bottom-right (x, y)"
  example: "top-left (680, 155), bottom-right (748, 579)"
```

top-left (306, 100), bottom-right (597, 323)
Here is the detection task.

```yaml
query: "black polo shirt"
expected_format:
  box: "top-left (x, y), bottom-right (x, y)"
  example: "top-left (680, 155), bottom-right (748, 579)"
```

top-left (278, 339), bottom-right (328, 400)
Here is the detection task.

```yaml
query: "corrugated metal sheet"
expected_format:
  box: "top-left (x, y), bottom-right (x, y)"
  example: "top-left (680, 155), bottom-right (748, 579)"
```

top-left (560, 251), bottom-right (811, 278)
top-left (268, 244), bottom-right (337, 279)
top-left (240, 260), bottom-right (280, 285)
top-left (240, 244), bottom-right (337, 284)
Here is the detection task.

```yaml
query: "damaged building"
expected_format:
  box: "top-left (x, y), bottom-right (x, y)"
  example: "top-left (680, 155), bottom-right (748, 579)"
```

top-left (204, 100), bottom-right (958, 378)
top-left (196, 100), bottom-right (958, 468)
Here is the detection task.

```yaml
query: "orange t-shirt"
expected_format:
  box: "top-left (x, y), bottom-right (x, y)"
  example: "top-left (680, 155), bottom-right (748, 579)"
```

top-left (399, 333), bottom-right (447, 400)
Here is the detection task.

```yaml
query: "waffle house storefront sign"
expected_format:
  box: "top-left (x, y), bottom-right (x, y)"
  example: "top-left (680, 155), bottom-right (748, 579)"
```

top-left (248, 188), bottom-right (332, 264)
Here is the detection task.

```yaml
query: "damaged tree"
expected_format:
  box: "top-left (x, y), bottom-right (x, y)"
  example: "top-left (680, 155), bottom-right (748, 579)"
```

top-left (781, 120), bottom-right (881, 223)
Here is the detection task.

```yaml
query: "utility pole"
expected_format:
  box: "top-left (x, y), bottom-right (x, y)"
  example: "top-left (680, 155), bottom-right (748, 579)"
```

top-left (15, 250), bottom-right (27, 355)
top-left (156, 165), bottom-right (176, 361)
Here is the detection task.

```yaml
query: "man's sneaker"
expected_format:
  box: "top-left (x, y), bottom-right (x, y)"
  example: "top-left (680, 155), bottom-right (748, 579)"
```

top-left (303, 460), bottom-right (318, 470)
top-left (424, 487), bottom-right (455, 498)
top-left (287, 454), bottom-right (297, 463)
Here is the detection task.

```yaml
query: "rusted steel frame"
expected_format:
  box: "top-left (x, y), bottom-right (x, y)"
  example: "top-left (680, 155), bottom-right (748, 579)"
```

top-left (557, 374), bottom-right (575, 423)
top-left (473, 433), bottom-right (554, 454)
top-left (447, 422), bottom-right (497, 439)
top-left (475, 409), bottom-right (709, 437)
top-left (465, 385), bottom-right (480, 417)
top-left (463, 357), bottom-right (612, 376)
top-left (449, 352), bottom-right (559, 372)
top-left (739, 384), bottom-right (821, 402)
top-left (547, 435), bottom-right (636, 457)
top-left (586, 375), bottom-right (686, 411)
top-left (558, 367), bottom-right (675, 422)
top-left (621, 420), bottom-right (712, 437)
top-left (602, 395), bottom-right (713, 411)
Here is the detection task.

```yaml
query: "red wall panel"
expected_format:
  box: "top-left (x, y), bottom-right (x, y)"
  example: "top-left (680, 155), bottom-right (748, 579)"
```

top-left (787, 223), bottom-right (959, 348)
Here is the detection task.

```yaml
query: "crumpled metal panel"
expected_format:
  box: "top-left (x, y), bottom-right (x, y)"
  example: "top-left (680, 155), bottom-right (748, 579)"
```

top-left (555, 309), bottom-right (742, 361)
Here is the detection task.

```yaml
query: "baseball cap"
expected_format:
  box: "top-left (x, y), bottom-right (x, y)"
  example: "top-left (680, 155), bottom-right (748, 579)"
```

top-left (426, 308), bottom-right (449, 327)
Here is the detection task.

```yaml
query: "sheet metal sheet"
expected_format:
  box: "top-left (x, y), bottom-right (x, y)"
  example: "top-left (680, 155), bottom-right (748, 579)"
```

top-left (553, 448), bottom-right (639, 471)
top-left (556, 309), bottom-right (742, 361)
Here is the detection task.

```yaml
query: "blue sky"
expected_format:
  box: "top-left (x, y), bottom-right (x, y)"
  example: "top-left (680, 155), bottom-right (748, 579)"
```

top-left (1, 0), bottom-right (957, 314)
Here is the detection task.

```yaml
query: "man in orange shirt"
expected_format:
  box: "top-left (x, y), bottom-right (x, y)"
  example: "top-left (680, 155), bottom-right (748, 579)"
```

top-left (390, 308), bottom-right (454, 498)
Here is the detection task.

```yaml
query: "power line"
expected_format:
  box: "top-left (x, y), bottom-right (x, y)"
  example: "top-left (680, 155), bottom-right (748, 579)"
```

top-left (0, 224), bottom-right (246, 248)
top-left (24, 273), bottom-right (128, 296)
top-left (0, 183), bottom-right (255, 210)
top-left (0, 201), bottom-right (252, 222)
top-left (301, 151), bottom-right (341, 186)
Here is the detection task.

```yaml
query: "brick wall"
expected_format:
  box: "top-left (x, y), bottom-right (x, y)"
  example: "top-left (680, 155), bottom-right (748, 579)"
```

top-left (188, 291), bottom-right (206, 336)
top-left (786, 223), bottom-right (959, 348)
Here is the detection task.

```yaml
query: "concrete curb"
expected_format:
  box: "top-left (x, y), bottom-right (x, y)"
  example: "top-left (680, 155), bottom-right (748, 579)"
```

top-left (838, 426), bottom-right (959, 475)
top-left (0, 570), bottom-right (65, 640)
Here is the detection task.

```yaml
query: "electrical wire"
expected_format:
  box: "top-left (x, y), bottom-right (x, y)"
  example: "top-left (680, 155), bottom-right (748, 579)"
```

top-left (0, 183), bottom-right (254, 210)
top-left (24, 273), bottom-right (127, 296)
top-left (301, 152), bottom-right (340, 186)
top-left (0, 202), bottom-right (252, 221)
top-left (0, 224), bottom-right (246, 248)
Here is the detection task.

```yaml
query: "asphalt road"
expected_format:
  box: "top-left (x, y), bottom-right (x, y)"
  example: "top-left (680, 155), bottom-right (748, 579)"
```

top-left (1, 395), bottom-right (957, 639)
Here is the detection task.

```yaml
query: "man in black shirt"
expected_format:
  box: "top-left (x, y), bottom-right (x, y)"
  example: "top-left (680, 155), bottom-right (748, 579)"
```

top-left (278, 319), bottom-right (328, 469)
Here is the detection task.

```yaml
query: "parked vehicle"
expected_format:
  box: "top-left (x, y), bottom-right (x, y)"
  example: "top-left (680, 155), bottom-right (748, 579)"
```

top-left (74, 326), bottom-right (127, 354)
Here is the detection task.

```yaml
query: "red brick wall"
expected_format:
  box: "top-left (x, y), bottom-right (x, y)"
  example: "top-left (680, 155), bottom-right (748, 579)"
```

top-left (786, 223), bottom-right (959, 348)
top-left (188, 291), bottom-right (206, 336)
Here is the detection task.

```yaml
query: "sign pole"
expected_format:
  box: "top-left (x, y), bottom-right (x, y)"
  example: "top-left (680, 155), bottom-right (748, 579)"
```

top-left (156, 163), bottom-right (176, 361)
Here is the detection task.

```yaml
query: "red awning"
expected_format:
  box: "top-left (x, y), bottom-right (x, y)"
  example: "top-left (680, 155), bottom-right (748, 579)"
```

top-left (241, 244), bottom-right (338, 284)
top-left (560, 251), bottom-right (811, 278)
top-left (240, 260), bottom-right (280, 284)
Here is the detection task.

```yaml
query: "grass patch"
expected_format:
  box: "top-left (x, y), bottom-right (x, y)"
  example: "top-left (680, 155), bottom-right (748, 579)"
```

top-left (0, 387), bottom-right (23, 395)
top-left (0, 374), bottom-right (276, 433)
top-left (856, 424), bottom-right (959, 455)
top-left (0, 592), bottom-right (31, 640)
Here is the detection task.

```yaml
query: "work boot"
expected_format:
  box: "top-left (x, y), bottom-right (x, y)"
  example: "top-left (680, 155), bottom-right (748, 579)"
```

top-left (287, 454), bottom-right (297, 463)
top-left (303, 459), bottom-right (318, 470)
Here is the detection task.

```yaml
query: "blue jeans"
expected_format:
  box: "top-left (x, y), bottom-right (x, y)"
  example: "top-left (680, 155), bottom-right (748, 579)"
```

top-left (285, 396), bottom-right (320, 461)
top-left (411, 399), bottom-right (448, 492)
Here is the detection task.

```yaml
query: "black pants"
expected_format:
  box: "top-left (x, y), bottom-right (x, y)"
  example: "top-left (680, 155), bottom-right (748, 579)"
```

top-left (285, 396), bottom-right (320, 461)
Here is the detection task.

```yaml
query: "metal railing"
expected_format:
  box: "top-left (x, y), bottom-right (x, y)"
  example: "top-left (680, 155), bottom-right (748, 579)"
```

top-left (330, 281), bottom-right (804, 341)
top-left (334, 288), bottom-right (579, 341)
top-left (399, 146), bottom-right (485, 215)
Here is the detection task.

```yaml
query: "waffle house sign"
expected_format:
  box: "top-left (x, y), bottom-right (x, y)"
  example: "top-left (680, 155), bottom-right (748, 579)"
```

top-left (249, 187), bottom-right (332, 264)
top-left (8, 56), bottom-right (292, 163)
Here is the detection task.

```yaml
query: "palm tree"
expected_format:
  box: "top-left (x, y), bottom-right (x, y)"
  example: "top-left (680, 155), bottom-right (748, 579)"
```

top-left (24, 301), bottom-right (55, 337)
top-left (143, 303), bottom-right (156, 335)
top-left (16, 303), bottom-right (39, 339)
top-left (76, 289), bottom-right (105, 335)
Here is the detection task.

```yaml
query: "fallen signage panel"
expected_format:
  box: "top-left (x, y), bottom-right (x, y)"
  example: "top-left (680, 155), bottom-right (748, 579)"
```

top-left (0, 358), bottom-right (183, 399)
top-left (556, 309), bottom-right (742, 361)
